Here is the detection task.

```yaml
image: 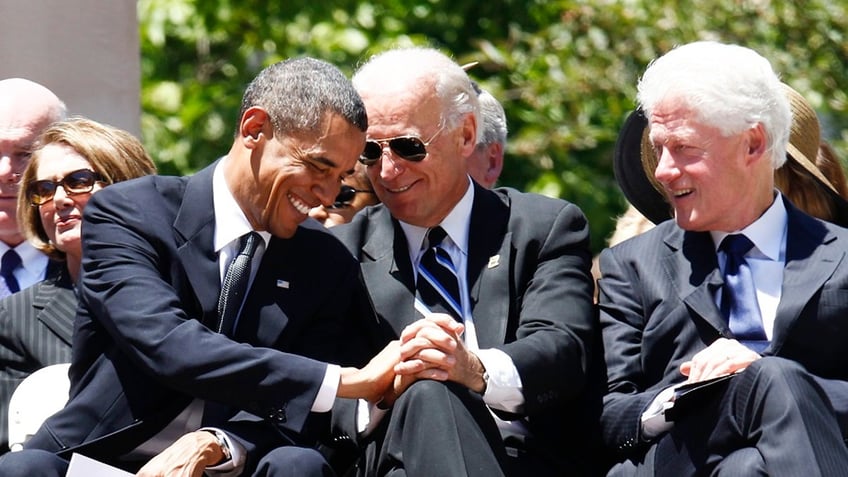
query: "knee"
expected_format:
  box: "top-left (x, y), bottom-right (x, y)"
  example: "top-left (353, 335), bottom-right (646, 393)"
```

top-left (0, 449), bottom-right (68, 477)
top-left (745, 356), bottom-right (806, 379)
top-left (255, 446), bottom-right (333, 477)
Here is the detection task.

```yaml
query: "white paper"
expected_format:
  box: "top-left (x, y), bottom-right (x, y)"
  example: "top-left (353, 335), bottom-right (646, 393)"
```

top-left (66, 453), bottom-right (133, 477)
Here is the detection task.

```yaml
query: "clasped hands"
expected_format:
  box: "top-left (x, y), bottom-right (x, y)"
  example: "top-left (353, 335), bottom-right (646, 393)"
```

top-left (679, 337), bottom-right (761, 383)
top-left (341, 313), bottom-right (486, 408)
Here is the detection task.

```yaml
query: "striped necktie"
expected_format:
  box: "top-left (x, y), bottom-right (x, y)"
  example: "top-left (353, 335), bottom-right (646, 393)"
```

top-left (415, 226), bottom-right (462, 321)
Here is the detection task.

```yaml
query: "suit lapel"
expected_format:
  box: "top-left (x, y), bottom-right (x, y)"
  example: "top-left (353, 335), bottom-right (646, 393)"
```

top-left (362, 208), bottom-right (418, 334)
top-left (670, 229), bottom-right (728, 334)
top-left (467, 185), bottom-right (511, 348)
top-left (33, 276), bottom-right (77, 346)
top-left (771, 200), bottom-right (842, 352)
top-left (173, 164), bottom-right (220, 328)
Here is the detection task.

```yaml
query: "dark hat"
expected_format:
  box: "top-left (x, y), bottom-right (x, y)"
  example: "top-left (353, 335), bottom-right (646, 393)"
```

top-left (613, 85), bottom-right (848, 226)
top-left (612, 108), bottom-right (672, 225)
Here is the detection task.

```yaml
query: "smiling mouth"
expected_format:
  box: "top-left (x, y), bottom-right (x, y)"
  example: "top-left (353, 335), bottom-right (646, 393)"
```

top-left (287, 193), bottom-right (311, 215)
top-left (385, 183), bottom-right (413, 193)
top-left (669, 188), bottom-right (693, 199)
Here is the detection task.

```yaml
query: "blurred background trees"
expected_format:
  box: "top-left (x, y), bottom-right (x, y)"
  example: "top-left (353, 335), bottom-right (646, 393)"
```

top-left (138, 0), bottom-right (848, 252)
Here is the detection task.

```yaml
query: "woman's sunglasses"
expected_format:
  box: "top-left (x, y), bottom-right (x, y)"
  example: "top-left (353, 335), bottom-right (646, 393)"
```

top-left (329, 184), bottom-right (375, 209)
top-left (359, 124), bottom-right (445, 166)
top-left (27, 168), bottom-right (103, 206)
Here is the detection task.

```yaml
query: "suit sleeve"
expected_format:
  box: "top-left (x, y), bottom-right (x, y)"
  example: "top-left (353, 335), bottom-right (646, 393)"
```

top-left (596, 245), bottom-right (663, 456)
top-left (501, 201), bottom-right (599, 416)
top-left (75, 185), bottom-right (329, 434)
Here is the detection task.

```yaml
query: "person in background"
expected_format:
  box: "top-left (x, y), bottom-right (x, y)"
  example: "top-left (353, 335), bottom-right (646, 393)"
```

top-left (309, 161), bottom-right (379, 227)
top-left (0, 57), bottom-right (397, 477)
top-left (466, 85), bottom-right (507, 189)
top-left (0, 79), bottom-right (66, 297)
top-left (598, 40), bottom-right (848, 476)
top-left (0, 117), bottom-right (157, 455)
top-left (329, 46), bottom-right (602, 476)
top-left (772, 84), bottom-right (848, 227)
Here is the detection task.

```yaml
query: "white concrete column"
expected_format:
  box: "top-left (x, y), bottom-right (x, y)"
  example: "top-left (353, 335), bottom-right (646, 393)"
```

top-left (0, 0), bottom-right (140, 136)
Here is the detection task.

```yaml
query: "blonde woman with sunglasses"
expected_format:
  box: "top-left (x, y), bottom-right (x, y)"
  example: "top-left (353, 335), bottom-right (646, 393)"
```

top-left (0, 117), bottom-right (155, 453)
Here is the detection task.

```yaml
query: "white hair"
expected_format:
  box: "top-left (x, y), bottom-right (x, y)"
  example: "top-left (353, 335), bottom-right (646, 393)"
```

top-left (353, 47), bottom-right (480, 138)
top-left (636, 41), bottom-right (791, 168)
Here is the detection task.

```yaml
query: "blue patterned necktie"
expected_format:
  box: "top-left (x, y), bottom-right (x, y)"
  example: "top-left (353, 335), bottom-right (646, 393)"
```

top-left (217, 232), bottom-right (261, 336)
top-left (415, 226), bottom-right (463, 321)
top-left (0, 249), bottom-right (21, 297)
top-left (720, 234), bottom-right (768, 351)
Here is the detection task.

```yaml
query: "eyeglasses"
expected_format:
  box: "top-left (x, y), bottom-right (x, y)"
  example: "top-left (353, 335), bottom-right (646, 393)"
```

top-left (359, 124), bottom-right (445, 166)
top-left (27, 169), bottom-right (103, 206)
top-left (329, 184), bottom-right (375, 209)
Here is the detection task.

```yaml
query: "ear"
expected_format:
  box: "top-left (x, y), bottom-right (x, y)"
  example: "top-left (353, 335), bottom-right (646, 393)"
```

top-left (484, 142), bottom-right (504, 185)
top-left (458, 112), bottom-right (478, 158)
top-left (745, 123), bottom-right (768, 165)
top-left (239, 107), bottom-right (270, 149)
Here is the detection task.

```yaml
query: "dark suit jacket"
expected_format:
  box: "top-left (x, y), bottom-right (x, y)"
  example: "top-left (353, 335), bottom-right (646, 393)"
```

top-left (0, 266), bottom-right (75, 454)
top-left (332, 182), bottom-right (604, 475)
top-left (598, 197), bottom-right (848, 464)
top-left (24, 162), bottom-right (379, 471)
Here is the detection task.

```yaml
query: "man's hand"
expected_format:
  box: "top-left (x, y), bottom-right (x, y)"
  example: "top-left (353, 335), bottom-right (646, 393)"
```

top-left (395, 313), bottom-right (487, 393)
top-left (680, 337), bottom-right (761, 383)
top-left (337, 340), bottom-right (400, 403)
top-left (135, 431), bottom-right (223, 477)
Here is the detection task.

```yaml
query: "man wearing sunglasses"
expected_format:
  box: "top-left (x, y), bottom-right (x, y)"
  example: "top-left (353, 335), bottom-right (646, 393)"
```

top-left (328, 47), bottom-right (604, 476)
top-left (0, 58), bottom-right (398, 477)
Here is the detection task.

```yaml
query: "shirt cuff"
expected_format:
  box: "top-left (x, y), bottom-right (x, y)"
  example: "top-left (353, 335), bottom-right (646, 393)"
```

top-left (312, 364), bottom-right (340, 413)
top-left (356, 398), bottom-right (388, 436)
top-left (200, 427), bottom-right (245, 476)
top-left (475, 348), bottom-right (525, 413)
top-left (640, 385), bottom-right (678, 439)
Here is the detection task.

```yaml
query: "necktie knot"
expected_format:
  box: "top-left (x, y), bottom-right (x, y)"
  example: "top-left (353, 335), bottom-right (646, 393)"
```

top-left (720, 234), bottom-right (754, 258)
top-left (426, 226), bottom-right (448, 249)
top-left (0, 249), bottom-right (21, 296)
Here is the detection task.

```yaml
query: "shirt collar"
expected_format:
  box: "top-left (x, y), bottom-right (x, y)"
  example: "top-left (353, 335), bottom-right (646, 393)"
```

top-left (400, 176), bottom-right (474, 258)
top-left (710, 191), bottom-right (787, 261)
top-left (212, 161), bottom-right (271, 252)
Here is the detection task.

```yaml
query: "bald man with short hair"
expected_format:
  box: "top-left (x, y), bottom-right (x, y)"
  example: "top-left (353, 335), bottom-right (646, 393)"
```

top-left (0, 78), bottom-right (66, 297)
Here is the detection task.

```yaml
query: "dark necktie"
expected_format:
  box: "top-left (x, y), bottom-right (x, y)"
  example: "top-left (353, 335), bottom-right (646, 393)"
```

top-left (0, 249), bottom-right (21, 297)
top-left (217, 232), bottom-right (261, 336)
top-left (720, 234), bottom-right (768, 351)
top-left (415, 226), bottom-right (463, 321)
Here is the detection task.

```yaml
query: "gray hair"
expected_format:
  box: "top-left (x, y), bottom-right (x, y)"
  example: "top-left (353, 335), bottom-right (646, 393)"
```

top-left (238, 57), bottom-right (367, 135)
top-left (352, 47), bottom-right (479, 137)
top-left (637, 41), bottom-right (791, 169)
top-left (475, 88), bottom-right (507, 147)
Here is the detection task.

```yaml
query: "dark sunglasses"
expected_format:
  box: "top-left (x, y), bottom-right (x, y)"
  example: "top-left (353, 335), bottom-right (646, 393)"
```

top-left (359, 124), bottom-right (445, 166)
top-left (27, 168), bottom-right (103, 206)
top-left (329, 184), bottom-right (375, 209)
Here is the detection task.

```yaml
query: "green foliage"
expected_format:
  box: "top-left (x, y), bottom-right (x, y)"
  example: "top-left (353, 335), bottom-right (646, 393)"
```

top-left (139, 0), bottom-right (848, 253)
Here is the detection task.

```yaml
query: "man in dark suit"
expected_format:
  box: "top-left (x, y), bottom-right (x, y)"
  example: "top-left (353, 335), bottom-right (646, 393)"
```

top-left (598, 41), bottom-right (848, 476)
top-left (0, 79), bottom-right (66, 298)
top-left (0, 57), bottom-right (397, 476)
top-left (329, 47), bottom-right (602, 476)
